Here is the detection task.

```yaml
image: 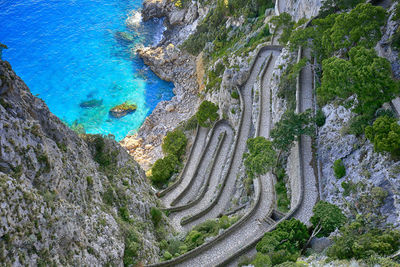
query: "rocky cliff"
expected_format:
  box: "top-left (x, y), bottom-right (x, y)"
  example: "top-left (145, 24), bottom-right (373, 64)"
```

top-left (0, 60), bottom-right (165, 265)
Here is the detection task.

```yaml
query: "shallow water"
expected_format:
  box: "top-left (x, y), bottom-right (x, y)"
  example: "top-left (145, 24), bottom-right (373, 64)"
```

top-left (0, 0), bottom-right (174, 140)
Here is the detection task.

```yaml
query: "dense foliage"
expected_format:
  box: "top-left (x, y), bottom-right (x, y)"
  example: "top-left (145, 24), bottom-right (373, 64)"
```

top-left (310, 201), bottom-right (346, 237)
top-left (150, 154), bottom-right (179, 186)
top-left (255, 219), bottom-right (309, 265)
top-left (327, 217), bottom-right (400, 260)
top-left (243, 137), bottom-right (276, 178)
top-left (365, 115), bottom-right (400, 157)
top-left (333, 159), bottom-right (346, 179)
top-left (162, 129), bottom-right (188, 158)
top-left (196, 100), bottom-right (219, 127)
top-left (318, 46), bottom-right (399, 116)
top-left (270, 110), bottom-right (314, 155)
top-left (319, 0), bottom-right (365, 17)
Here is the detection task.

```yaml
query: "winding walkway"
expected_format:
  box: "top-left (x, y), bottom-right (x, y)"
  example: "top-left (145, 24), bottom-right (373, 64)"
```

top-left (160, 126), bottom-right (209, 208)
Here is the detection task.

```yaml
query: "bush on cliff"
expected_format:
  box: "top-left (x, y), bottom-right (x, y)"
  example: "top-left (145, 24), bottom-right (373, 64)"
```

top-left (365, 115), bottom-right (400, 157)
top-left (162, 129), bottom-right (188, 159)
top-left (243, 137), bottom-right (276, 178)
top-left (150, 154), bottom-right (179, 187)
top-left (196, 100), bottom-right (219, 127)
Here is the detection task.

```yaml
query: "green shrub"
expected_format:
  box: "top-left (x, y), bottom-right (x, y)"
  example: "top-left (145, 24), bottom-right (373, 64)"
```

top-left (184, 230), bottom-right (205, 250)
top-left (196, 101), bottom-right (219, 127)
top-left (327, 218), bottom-right (400, 260)
top-left (184, 115), bottom-right (198, 131)
top-left (244, 137), bottom-right (276, 178)
top-left (151, 154), bottom-right (179, 187)
top-left (231, 91), bottom-right (239, 99)
top-left (162, 129), bottom-right (187, 158)
top-left (333, 159), bottom-right (346, 179)
top-left (251, 253), bottom-right (272, 267)
top-left (315, 109), bottom-right (326, 127)
top-left (86, 176), bottom-right (93, 187)
top-left (310, 201), bottom-right (346, 238)
top-left (256, 219), bottom-right (309, 265)
top-left (119, 207), bottom-right (131, 222)
top-left (123, 231), bottom-right (140, 266)
top-left (163, 251), bottom-right (172, 261)
top-left (365, 115), bottom-right (400, 157)
top-left (150, 207), bottom-right (163, 226)
top-left (275, 181), bottom-right (290, 213)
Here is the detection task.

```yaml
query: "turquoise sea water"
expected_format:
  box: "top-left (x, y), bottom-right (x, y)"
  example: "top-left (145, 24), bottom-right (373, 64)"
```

top-left (0, 0), bottom-right (174, 140)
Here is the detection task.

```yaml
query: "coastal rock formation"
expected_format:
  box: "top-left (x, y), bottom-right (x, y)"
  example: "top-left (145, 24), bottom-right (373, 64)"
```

top-left (121, 44), bottom-right (199, 170)
top-left (109, 102), bottom-right (137, 118)
top-left (0, 60), bottom-right (164, 265)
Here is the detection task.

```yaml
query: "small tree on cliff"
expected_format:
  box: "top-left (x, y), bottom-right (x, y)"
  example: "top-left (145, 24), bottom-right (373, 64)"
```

top-left (196, 101), bottom-right (219, 127)
top-left (243, 137), bottom-right (276, 178)
top-left (0, 42), bottom-right (8, 60)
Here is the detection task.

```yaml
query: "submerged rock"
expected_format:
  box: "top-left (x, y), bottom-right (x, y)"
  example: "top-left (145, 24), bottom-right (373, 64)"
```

top-left (109, 102), bottom-right (137, 118)
top-left (79, 99), bottom-right (103, 108)
top-left (115, 31), bottom-right (136, 43)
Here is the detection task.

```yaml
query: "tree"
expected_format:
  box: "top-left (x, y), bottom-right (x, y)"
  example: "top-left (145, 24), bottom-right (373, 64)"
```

top-left (310, 201), bottom-right (346, 238)
top-left (256, 219), bottom-right (309, 265)
top-left (243, 137), bottom-right (277, 178)
top-left (318, 46), bottom-right (399, 116)
top-left (162, 129), bottom-right (188, 158)
top-left (150, 207), bottom-right (163, 226)
top-left (365, 116), bottom-right (400, 157)
top-left (319, 0), bottom-right (368, 17)
top-left (151, 154), bottom-right (179, 186)
top-left (196, 101), bottom-right (219, 127)
top-left (270, 110), bottom-right (314, 162)
top-left (251, 253), bottom-right (272, 267)
top-left (327, 217), bottom-right (400, 260)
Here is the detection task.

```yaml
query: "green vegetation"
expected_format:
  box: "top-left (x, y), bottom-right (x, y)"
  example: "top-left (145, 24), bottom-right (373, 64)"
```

top-left (231, 90), bottom-right (239, 99)
top-left (162, 129), bottom-right (188, 158)
top-left (278, 58), bottom-right (308, 111)
top-left (254, 219), bottom-right (309, 265)
top-left (112, 102), bottom-right (137, 111)
top-left (150, 207), bottom-right (163, 226)
top-left (160, 216), bottom-right (239, 260)
top-left (365, 116), bottom-right (400, 157)
top-left (318, 46), bottom-right (399, 116)
top-left (196, 100), bottom-right (219, 127)
top-left (150, 154), bottom-right (179, 187)
top-left (333, 159), bottom-right (346, 179)
top-left (315, 109), bottom-right (326, 127)
top-left (243, 137), bottom-right (276, 178)
top-left (275, 179), bottom-right (290, 213)
top-left (270, 110), bottom-right (314, 158)
top-left (327, 217), bottom-right (400, 260)
top-left (123, 230), bottom-right (140, 266)
top-left (270, 13), bottom-right (295, 45)
top-left (310, 201), bottom-right (346, 238)
top-left (319, 0), bottom-right (365, 17)
top-left (290, 3), bottom-right (387, 61)
top-left (150, 128), bottom-right (188, 187)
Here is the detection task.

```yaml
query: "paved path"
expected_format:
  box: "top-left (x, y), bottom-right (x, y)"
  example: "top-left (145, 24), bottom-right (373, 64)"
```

top-left (178, 49), bottom-right (274, 230)
top-left (292, 48), bottom-right (318, 224)
top-left (160, 127), bottom-right (208, 207)
top-left (168, 122), bottom-right (234, 232)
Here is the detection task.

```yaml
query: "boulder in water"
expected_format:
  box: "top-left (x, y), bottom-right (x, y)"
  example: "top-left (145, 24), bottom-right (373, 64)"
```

top-left (79, 99), bottom-right (103, 108)
top-left (115, 31), bottom-right (136, 43)
top-left (110, 102), bottom-right (137, 118)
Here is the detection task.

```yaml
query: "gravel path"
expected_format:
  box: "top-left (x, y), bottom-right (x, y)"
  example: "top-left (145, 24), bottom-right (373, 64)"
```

top-left (161, 127), bottom-right (208, 207)
top-left (292, 48), bottom-right (318, 224)
top-left (169, 123), bottom-right (234, 232)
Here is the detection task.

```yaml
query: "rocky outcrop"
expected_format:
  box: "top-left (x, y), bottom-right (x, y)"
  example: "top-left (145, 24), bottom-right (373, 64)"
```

top-left (121, 44), bottom-right (199, 170)
top-left (142, 0), bottom-right (199, 26)
top-left (317, 104), bottom-right (400, 228)
top-left (277, 0), bottom-right (322, 21)
top-left (0, 60), bottom-right (165, 265)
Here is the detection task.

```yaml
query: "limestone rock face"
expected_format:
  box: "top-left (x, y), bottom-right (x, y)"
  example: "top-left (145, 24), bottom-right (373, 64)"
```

top-left (0, 60), bottom-right (163, 265)
top-left (142, 0), bottom-right (198, 26)
top-left (122, 44), bottom-right (199, 170)
top-left (317, 104), bottom-right (400, 228)
top-left (277, 0), bottom-right (322, 21)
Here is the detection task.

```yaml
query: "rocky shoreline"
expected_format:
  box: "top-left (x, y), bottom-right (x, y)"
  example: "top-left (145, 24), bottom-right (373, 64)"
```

top-left (120, 1), bottom-right (203, 170)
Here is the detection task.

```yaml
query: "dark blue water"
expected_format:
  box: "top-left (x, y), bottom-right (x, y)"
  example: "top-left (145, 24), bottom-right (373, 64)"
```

top-left (0, 0), bottom-right (174, 140)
